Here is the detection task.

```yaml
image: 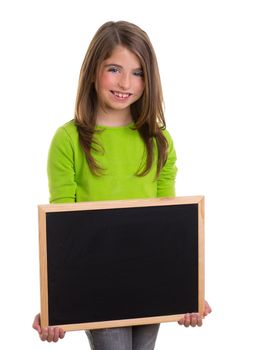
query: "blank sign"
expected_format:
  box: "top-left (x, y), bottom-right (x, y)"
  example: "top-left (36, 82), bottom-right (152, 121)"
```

top-left (38, 196), bottom-right (204, 331)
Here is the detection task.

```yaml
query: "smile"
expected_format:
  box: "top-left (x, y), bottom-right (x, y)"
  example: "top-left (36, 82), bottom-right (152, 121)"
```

top-left (111, 91), bottom-right (132, 99)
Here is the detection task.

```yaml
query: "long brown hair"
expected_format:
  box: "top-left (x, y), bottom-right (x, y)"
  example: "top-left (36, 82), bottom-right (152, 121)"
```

top-left (74, 21), bottom-right (168, 177)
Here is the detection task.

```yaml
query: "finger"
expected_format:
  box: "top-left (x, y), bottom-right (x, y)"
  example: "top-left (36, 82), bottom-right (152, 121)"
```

top-left (184, 314), bottom-right (191, 327)
top-left (40, 328), bottom-right (48, 341)
top-left (53, 328), bottom-right (60, 343)
top-left (190, 314), bottom-right (199, 327)
top-left (191, 314), bottom-right (203, 327)
top-left (59, 329), bottom-right (66, 339)
top-left (47, 327), bottom-right (55, 342)
top-left (197, 315), bottom-right (203, 327)
top-left (178, 318), bottom-right (184, 325)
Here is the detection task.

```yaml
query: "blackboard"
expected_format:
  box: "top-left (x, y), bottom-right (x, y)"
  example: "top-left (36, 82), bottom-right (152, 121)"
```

top-left (38, 196), bottom-right (204, 331)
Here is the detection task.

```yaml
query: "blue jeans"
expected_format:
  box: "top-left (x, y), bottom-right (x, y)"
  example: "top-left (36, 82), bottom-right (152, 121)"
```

top-left (85, 324), bottom-right (160, 350)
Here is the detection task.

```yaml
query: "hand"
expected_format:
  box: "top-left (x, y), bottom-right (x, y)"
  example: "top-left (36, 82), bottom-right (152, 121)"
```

top-left (178, 300), bottom-right (212, 327)
top-left (32, 313), bottom-right (66, 342)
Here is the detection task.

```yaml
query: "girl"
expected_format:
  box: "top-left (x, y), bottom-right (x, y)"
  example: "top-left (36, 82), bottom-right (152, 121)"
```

top-left (33, 21), bottom-right (211, 349)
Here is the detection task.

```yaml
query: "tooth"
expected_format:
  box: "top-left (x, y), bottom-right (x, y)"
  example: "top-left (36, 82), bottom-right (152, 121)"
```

top-left (113, 91), bottom-right (129, 98)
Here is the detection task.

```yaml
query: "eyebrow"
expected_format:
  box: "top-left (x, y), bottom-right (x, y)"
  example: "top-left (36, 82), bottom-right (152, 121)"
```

top-left (104, 63), bottom-right (143, 70)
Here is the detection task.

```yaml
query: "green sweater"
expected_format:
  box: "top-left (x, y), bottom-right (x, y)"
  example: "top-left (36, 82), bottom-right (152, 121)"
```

top-left (47, 120), bottom-right (177, 203)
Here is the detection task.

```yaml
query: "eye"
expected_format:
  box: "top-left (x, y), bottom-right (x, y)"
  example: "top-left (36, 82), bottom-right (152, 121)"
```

top-left (133, 70), bottom-right (144, 77)
top-left (107, 66), bottom-right (120, 73)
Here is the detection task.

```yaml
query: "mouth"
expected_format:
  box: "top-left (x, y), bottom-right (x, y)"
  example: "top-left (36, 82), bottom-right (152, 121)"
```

top-left (110, 91), bottom-right (133, 99)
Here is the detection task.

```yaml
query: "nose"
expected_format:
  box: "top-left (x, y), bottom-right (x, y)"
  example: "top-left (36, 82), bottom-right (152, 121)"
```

top-left (118, 72), bottom-right (130, 91)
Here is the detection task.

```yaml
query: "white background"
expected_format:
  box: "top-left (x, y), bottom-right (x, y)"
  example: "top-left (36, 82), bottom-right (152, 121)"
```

top-left (1, 0), bottom-right (273, 348)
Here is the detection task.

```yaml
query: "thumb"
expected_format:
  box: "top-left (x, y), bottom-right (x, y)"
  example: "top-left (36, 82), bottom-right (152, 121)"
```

top-left (32, 314), bottom-right (42, 334)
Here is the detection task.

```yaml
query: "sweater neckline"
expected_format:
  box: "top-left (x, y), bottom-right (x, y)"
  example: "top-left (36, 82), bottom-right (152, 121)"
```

top-left (95, 121), bottom-right (135, 130)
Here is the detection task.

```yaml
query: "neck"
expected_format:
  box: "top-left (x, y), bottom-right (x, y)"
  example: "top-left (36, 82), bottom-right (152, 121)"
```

top-left (96, 111), bottom-right (133, 127)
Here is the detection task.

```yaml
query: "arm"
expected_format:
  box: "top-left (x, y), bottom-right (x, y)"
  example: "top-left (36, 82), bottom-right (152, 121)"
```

top-left (47, 126), bottom-right (77, 203)
top-left (33, 126), bottom-right (77, 341)
top-left (157, 129), bottom-right (177, 197)
top-left (158, 131), bottom-right (212, 327)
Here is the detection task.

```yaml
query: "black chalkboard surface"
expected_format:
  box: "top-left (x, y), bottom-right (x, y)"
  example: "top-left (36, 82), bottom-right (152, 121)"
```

top-left (38, 196), bottom-right (204, 331)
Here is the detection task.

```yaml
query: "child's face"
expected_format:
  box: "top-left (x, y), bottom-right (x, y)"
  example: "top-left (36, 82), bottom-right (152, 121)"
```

top-left (95, 45), bottom-right (145, 119)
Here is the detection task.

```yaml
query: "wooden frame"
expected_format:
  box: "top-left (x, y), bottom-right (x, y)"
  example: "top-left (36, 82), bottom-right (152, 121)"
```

top-left (38, 196), bottom-right (205, 331)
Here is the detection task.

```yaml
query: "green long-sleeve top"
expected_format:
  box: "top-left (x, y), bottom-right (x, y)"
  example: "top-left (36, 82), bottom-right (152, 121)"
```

top-left (47, 120), bottom-right (177, 203)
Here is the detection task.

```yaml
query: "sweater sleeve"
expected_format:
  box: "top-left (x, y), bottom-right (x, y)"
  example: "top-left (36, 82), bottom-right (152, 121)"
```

top-left (47, 126), bottom-right (77, 203)
top-left (157, 130), bottom-right (177, 198)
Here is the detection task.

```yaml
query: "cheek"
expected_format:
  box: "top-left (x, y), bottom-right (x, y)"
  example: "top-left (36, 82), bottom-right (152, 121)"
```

top-left (136, 81), bottom-right (145, 96)
top-left (100, 73), bottom-right (115, 90)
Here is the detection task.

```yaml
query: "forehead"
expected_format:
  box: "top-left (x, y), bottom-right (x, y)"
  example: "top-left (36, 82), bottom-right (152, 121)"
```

top-left (103, 45), bottom-right (142, 68)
